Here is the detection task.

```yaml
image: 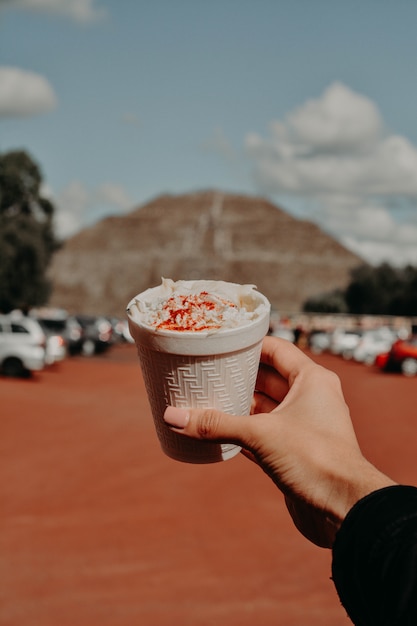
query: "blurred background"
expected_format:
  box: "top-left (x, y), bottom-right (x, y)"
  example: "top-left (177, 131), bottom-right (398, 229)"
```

top-left (1, 1), bottom-right (417, 624)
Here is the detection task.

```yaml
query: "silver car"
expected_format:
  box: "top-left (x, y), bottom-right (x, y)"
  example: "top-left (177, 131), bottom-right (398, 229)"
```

top-left (0, 313), bottom-right (47, 377)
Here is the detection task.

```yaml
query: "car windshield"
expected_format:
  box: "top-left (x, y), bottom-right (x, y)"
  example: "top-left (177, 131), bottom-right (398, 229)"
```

top-left (39, 319), bottom-right (66, 332)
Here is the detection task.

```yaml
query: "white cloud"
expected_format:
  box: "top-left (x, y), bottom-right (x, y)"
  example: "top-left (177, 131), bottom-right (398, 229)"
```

top-left (317, 195), bottom-right (394, 240)
top-left (285, 82), bottom-right (383, 154)
top-left (316, 194), bottom-right (417, 265)
top-left (0, 66), bottom-right (57, 117)
top-left (245, 82), bottom-right (417, 266)
top-left (54, 180), bottom-right (133, 239)
top-left (1, 0), bottom-right (107, 23)
top-left (96, 182), bottom-right (133, 211)
top-left (53, 181), bottom-right (89, 238)
top-left (343, 235), bottom-right (417, 267)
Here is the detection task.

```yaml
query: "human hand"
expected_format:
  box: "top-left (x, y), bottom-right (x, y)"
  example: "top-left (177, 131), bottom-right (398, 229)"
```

top-left (164, 336), bottom-right (395, 547)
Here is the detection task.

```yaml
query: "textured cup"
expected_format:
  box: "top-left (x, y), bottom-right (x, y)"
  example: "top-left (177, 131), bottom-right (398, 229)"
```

top-left (126, 280), bottom-right (271, 464)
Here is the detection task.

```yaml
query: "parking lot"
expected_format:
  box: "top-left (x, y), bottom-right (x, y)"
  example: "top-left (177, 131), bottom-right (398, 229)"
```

top-left (2, 343), bottom-right (416, 626)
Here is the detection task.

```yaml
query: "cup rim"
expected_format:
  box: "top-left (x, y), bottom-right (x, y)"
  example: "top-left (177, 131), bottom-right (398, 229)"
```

top-left (126, 281), bottom-right (271, 355)
top-left (126, 280), bottom-right (270, 336)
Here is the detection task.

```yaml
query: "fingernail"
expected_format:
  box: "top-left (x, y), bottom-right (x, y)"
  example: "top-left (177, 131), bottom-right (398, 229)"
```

top-left (163, 406), bottom-right (190, 428)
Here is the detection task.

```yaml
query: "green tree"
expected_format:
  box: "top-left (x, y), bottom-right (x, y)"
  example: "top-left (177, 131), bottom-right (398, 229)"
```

top-left (345, 263), bottom-right (417, 316)
top-left (0, 150), bottom-right (60, 313)
top-left (388, 265), bottom-right (417, 316)
top-left (302, 262), bottom-right (417, 316)
top-left (344, 263), bottom-right (401, 314)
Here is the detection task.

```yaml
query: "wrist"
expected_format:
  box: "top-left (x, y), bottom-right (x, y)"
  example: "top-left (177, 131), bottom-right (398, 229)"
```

top-left (326, 458), bottom-right (397, 531)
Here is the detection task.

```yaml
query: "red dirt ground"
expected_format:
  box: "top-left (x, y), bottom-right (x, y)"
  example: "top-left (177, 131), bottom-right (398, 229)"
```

top-left (2, 343), bottom-right (416, 626)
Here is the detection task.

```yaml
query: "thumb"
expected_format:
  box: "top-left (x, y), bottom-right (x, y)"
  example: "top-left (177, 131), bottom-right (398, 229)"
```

top-left (163, 405), bottom-right (251, 446)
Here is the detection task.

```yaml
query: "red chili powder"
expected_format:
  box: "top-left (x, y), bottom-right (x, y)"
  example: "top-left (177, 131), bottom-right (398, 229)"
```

top-left (155, 292), bottom-right (237, 331)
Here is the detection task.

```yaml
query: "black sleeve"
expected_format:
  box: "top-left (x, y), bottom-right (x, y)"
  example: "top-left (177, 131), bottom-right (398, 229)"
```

top-left (331, 485), bottom-right (417, 626)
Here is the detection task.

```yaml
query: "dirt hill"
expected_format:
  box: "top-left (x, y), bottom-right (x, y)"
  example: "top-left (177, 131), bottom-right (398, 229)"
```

top-left (48, 190), bottom-right (363, 316)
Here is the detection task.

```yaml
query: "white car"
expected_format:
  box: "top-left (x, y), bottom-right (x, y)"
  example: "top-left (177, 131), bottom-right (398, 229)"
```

top-left (0, 313), bottom-right (47, 377)
top-left (353, 327), bottom-right (396, 365)
top-left (330, 329), bottom-right (363, 359)
top-left (32, 316), bottom-right (68, 365)
top-left (44, 333), bottom-right (67, 365)
top-left (309, 331), bottom-right (332, 354)
top-left (271, 325), bottom-right (295, 343)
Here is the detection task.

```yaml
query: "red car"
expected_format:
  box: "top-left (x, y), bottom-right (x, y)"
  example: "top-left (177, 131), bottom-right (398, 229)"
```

top-left (375, 336), bottom-right (417, 376)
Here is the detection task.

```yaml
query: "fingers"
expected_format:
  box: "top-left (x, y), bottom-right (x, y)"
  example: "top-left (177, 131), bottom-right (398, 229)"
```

top-left (255, 364), bottom-right (289, 404)
top-left (162, 337), bottom-right (315, 452)
top-left (260, 335), bottom-right (314, 383)
top-left (255, 335), bottom-right (312, 404)
top-left (251, 390), bottom-right (279, 414)
top-left (163, 405), bottom-right (253, 447)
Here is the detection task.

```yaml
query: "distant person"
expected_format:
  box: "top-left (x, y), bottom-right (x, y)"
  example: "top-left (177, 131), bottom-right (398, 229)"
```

top-left (164, 336), bottom-right (417, 625)
top-left (293, 324), bottom-right (303, 345)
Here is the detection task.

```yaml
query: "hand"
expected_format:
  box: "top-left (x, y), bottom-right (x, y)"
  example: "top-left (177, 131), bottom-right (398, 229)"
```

top-left (164, 336), bottom-right (395, 547)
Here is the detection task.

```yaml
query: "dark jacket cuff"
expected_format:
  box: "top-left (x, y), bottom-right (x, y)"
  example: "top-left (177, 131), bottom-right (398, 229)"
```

top-left (332, 485), bottom-right (417, 626)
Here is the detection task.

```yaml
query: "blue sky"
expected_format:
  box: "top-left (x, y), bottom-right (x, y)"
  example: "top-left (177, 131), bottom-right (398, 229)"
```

top-left (2, 0), bottom-right (417, 266)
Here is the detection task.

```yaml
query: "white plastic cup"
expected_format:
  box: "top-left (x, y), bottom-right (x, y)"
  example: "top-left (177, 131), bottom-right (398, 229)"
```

top-left (127, 280), bottom-right (271, 464)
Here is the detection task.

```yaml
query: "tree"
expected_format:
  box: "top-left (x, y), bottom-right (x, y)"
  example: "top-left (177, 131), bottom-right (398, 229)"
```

top-left (303, 262), bottom-right (417, 317)
top-left (388, 265), bottom-right (417, 316)
top-left (345, 263), bottom-right (417, 316)
top-left (0, 150), bottom-right (60, 313)
top-left (344, 263), bottom-right (400, 314)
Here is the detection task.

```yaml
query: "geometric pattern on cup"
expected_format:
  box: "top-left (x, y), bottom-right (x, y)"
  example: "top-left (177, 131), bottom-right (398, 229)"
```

top-left (137, 342), bottom-right (262, 462)
top-left (139, 343), bottom-right (261, 414)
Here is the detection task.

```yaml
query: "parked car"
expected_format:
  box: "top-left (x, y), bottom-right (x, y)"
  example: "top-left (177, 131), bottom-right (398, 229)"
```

top-left (308, 330), bottom-right (332, 354)
top-left (44, 333), bottom-right (67, 365)
top-left (31, 316), bottom-right (67, 365)
top-left (375, 336), bottom-right (417, 376)
top-left (0, 313), bottom-right (46, 377)
top-left (353, 327), bottom-right (396, 365)
top-left (110, 318), bottom-right (134, 343)
top-left (31, 310), bottom-right (84, 358)
top-left (270, 325), bottom-right (295, 343)
top-left (330, 329), bottom-right (363, 359)
top-left (75, 315), bottom-right (113, 356)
